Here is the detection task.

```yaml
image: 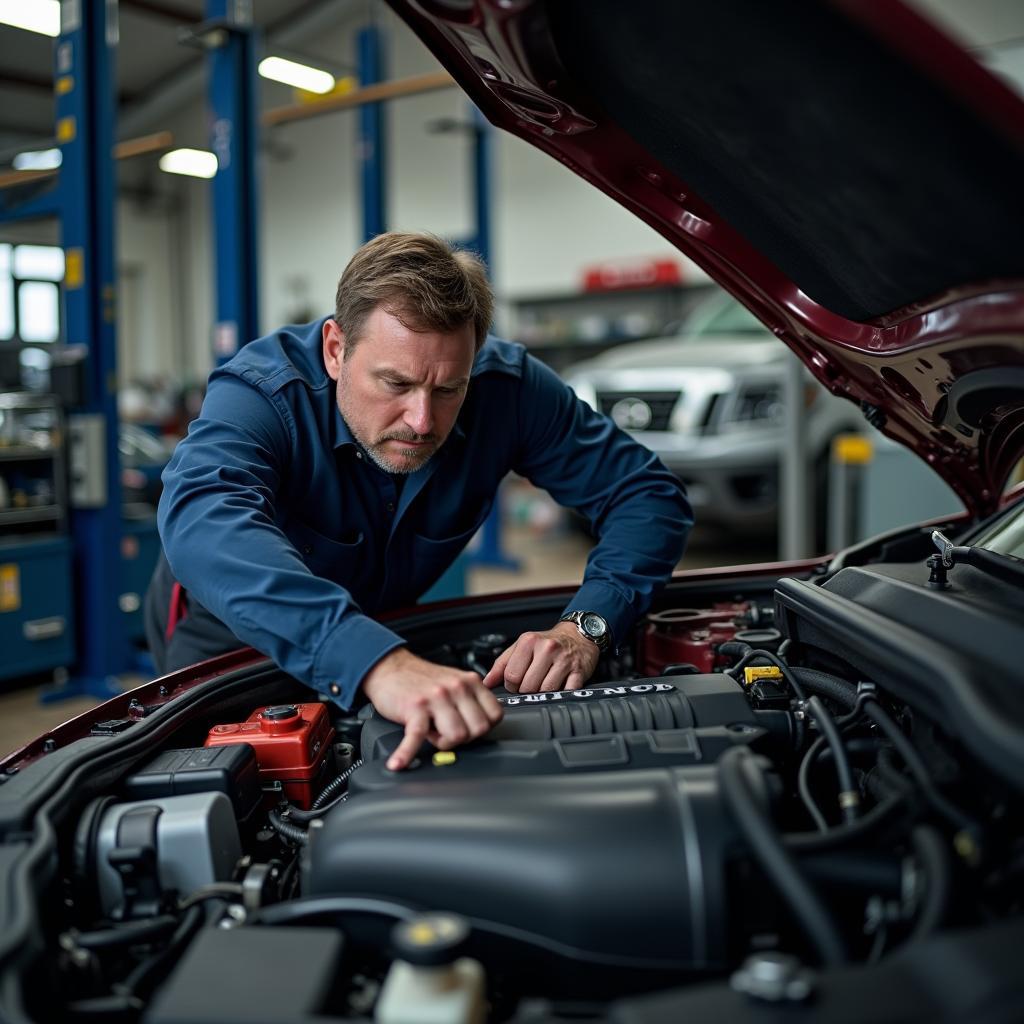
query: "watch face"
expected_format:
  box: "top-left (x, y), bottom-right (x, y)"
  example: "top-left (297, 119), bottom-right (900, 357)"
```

top-left (581, 613), bottom-right (607, 639)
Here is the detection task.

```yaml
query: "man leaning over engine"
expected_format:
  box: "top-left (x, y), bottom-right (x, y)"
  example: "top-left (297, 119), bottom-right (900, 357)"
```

top-left (146, 232), bottom-right (692, 770)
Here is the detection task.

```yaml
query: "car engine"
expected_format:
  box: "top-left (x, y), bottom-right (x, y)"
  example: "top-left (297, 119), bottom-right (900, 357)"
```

top-left (3, 566), bottom-right (1023, 1023)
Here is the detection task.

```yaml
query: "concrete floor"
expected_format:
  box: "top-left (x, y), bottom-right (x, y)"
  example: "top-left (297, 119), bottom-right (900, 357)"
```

top-left (0, 523), bottom-right (776, 759)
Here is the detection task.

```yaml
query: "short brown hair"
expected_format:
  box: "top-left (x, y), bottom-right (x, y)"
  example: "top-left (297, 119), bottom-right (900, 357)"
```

top-left (334, 232), bottom-right (493, 356)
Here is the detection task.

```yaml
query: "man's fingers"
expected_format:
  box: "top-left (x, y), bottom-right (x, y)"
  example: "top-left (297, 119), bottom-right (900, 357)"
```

top-left (563, 670), bottom-right (585, 691)
top-left (539, 664), bottom-right (569, 692)
top-left (429, 693), bottom-right (470, 749)
top-left (482, 645), bottom-right (514, 688)
top-left (477, 686), bottom-right (504, 726)
top-left (516, 641), bottom-right (561, 694)
top-left (452, 689), bottom-right (493, 738)
top-left (388, 710), bottom-right (430, 771)
top-left (503, 637), bottom-right (538, 690)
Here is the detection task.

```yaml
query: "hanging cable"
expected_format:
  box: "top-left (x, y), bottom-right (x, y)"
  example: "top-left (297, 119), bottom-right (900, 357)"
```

top-left (719, 746), bottom-right (847, 965)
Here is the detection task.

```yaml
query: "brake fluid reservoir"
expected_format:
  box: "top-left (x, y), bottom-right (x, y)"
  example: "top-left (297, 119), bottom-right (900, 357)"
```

top-left (204, 703), bottom-right (334, 809)
top-left (375, 915), bottom-right (485, 1024)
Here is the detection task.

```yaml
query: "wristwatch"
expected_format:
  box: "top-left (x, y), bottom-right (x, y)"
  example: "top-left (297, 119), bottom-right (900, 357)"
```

top-left (558, 611), bottom-right (611, 653)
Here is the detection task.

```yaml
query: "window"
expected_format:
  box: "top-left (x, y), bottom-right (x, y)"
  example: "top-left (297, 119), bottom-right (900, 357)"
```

top-left (0, 243), bottom-right (64, 343)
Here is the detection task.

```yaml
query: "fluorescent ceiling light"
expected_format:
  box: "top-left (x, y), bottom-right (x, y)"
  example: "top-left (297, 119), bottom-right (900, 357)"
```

top-left (258, 56), bottom-right (335, 94)
top-left (0, 0), bottom-right (60, 36)
top-left (159, 148), bottom-right (218, 179)
top-left (13, 148), bottom-right (61, 171)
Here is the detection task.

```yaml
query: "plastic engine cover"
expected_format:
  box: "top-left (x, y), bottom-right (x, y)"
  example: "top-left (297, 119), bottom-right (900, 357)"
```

top-left (359, 675), bottom-right (760, 771)
top-left (306, 765), bottom-right (741, 970)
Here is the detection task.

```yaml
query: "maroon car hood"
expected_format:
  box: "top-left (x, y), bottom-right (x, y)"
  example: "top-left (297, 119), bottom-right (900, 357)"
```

top-left (388, 0), bottom-right (1024, 517)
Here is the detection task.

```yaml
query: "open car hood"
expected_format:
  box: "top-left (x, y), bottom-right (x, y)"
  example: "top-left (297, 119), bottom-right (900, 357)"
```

top-left (388, 0), bottom-right (1024, 517)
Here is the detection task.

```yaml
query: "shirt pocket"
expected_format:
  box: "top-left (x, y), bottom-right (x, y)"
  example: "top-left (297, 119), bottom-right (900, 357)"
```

top-left (409, 497), bottom-right (493, 587)
top-left (286, 519), bottom-right (366, 583)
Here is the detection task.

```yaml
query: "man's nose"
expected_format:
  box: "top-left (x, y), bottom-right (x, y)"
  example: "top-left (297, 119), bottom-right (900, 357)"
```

top-left (403, 392), bottom-right (434, 436)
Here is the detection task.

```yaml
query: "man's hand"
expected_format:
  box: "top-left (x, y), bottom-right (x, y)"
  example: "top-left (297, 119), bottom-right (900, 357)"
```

top-left (361, 648), bottom-right (504, 771)
top-left (482, 621), bottom-right (599, 694)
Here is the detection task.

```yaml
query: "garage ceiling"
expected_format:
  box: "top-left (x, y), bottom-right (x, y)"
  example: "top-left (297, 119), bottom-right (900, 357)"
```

top-left (0, 0), bottom-right (1020, 170)
top-left (0, 0), bottom-right (361, 162)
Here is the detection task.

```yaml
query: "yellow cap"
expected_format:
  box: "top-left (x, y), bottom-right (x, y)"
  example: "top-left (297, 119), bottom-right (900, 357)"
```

top-left (432, 751), bottom-right (457, 767)
top-left (743, 665), bottom-right (784, 686)
top-left (833, 434), bottom-right (873, 465)
top-left (407, 922), bottom-right (439, 945)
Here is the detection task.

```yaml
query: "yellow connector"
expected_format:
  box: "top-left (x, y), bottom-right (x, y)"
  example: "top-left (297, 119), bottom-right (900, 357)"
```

top-left (743, 665), bottom-right (784, 686)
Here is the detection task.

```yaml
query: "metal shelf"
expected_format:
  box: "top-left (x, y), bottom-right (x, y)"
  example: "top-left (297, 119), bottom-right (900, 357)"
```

top-left (0, 392), bottom-right (60, 411)
top-left (0, 446), bottom-right (56, 462)
top-left (0, 505), bottom-right (60, 526)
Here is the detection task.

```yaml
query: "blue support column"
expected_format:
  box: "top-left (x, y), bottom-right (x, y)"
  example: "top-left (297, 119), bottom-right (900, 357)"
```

top-left (357, 25), bottom-right (387, 241)
top-left (44, 0), bottom-right (125, 699)
top-left (462, 106), bottom-right (518, 570)
top-left (207, 0), bottom-right (260, 363)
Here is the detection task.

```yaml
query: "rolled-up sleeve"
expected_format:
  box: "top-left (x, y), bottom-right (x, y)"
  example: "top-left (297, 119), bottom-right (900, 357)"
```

top-left (512, 355), bottom-right (693, 647)
top-left (157, 375), bottom-right (403, 706)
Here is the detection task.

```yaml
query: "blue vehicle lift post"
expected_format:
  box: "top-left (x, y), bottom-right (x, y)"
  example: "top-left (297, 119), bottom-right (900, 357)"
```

top-left (358, 23), bottom-right (387, 242)
top-left (206, 0), bottom-right (261, 364)
top-left (25, 0), bottom-right (125, 700)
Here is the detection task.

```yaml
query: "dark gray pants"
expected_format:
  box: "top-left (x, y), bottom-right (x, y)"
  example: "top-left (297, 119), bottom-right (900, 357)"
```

top-left (144, 552), bottom-right (245, 675)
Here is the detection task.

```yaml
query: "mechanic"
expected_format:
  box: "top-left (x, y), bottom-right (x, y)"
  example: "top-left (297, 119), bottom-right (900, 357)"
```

top-left (145, 232), bottom-right (692, 770)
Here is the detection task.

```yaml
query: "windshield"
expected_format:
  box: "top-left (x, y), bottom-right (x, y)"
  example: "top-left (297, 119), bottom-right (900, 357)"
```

top-left (683, 293), bottom-right (769, 340)
top-left (972, 492), bottom-right (1024, 559)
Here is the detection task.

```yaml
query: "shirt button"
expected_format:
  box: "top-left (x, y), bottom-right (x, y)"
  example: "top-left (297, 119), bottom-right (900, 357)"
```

top-left (386, 502), bottom-right (395, 512)
top-left (329, 683), bottom-right (341, 696)
top-left (355, 451), bottom-right (363, 460)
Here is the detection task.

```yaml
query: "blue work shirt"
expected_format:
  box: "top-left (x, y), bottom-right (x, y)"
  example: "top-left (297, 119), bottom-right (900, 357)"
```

top-left (158, 318), bottom-right (692, 708)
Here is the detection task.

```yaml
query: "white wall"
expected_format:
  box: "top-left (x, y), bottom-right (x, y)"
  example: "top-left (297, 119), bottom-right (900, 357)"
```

top-left (117, 198), bottom-right (182, 382)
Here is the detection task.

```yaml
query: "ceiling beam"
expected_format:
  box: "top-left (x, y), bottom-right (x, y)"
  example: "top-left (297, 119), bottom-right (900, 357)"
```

top-left (118, 0), bottom-right (360, 139)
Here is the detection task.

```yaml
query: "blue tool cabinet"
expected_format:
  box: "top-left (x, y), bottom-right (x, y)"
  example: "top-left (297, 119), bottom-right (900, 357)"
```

top-left (0, 535), bottom-right (75, 680)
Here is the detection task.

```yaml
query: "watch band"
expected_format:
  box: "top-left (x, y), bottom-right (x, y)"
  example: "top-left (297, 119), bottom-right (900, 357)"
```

top-left (559, 610), bottom-right (611, 652)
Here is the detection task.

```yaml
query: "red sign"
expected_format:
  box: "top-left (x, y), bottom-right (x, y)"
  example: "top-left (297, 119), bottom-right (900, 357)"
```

top-left (582, 258), bottom-right (683, 292)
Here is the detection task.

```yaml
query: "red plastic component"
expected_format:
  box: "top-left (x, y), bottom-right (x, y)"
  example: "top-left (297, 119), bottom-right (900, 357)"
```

top-left (204, 703), bottom-right (335, 809)
top-left (639, 603), bottom-right (752, 676)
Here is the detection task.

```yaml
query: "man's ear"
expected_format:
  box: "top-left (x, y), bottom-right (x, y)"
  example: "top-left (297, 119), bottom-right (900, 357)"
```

top-left (323, 319), bottom-right (345, 380)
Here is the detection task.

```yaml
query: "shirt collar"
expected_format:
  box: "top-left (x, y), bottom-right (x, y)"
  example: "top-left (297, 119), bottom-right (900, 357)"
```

top-left (330, 399), bottom-right (358, 451)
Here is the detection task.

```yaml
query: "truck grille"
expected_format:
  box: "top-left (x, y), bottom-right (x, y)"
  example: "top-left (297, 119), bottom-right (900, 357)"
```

top-left (596, 390), bottom-right (681, 431)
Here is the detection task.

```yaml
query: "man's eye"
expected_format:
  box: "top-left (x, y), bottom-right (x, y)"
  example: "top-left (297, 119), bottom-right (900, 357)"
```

top-left (383, 380), bottom-right (407, 392)
top-left (437, 386), bottom-right (465, 397)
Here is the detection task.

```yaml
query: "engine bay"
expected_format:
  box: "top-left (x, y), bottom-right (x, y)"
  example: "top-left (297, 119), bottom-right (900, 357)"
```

top-left (2, 546), bottom-right (1024, 1023)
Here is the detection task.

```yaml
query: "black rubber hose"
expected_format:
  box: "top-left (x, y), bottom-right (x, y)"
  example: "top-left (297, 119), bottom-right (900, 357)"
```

top-left (120, 904), bottom-right (204, 998)
top-left (268, 808), bottom-right (309, 846)
top-left (862, 702), bottom-right (976, 834)
top-left (250, 896), bottom-right (416, 927)
top-left (785, 794), bottom-right (906, 853)
top-left (718, 640), bottom-right (754, 662)
top-left (790, 668), bottom-right (859, 711)
top-left (805, 696), bottom-right (859, 823)
top-left (798, 735), bottom-right (829, 832)
top-left (910, 825), bottom-right (952, 940)
top-left (799, 851), bottom-right (903, 895)
top-left (70, 914), bottom-right (178, 951)
top-left (177, 883), bottom-right (245, 911)
top-left (718, 746), bottom-right (847, 965)
top-left (871, 748), bottom-right (917, 798)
